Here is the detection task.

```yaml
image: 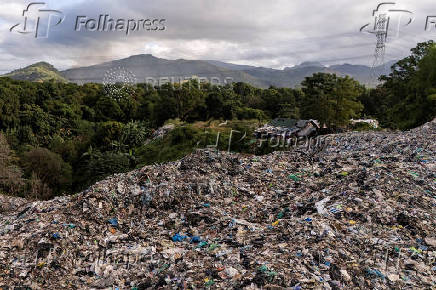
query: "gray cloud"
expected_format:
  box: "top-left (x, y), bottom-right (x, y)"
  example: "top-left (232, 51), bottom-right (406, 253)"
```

top-left (0, 0), bottom-right (435, 73)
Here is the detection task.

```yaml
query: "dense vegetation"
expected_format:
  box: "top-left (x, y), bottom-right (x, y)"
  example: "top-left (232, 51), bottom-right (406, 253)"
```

top-left (359, 41), bottom-right (436, 129)
top-left (0, 41), bottom-right (434, 199)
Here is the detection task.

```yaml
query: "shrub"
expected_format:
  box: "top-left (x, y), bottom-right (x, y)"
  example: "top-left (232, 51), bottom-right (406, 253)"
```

top-left (74, 150), bottom-right (133, 191)
top-left (0, 133), bottom-right (24, 195)
top-left (22, 147), bottom-right (72, 198)
top-left (121, 121), bottom-right (152, 148)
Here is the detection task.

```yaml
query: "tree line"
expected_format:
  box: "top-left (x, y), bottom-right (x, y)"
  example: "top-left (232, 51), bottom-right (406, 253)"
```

top-left (0, 41), bottom-right (434, 199)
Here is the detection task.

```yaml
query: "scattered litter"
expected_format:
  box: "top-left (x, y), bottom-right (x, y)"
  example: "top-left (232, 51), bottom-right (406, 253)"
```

top-left (0, 119), bottom-right (434, 288)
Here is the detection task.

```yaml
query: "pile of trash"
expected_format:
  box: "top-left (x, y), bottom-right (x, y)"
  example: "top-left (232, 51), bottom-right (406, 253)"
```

top-left (150, 124), bottom-right (175, 141)
top-left (143, 124), bottom-right (176, 146)
top-left (254, 119), bottom-right (319, 139)
top-left (0, 120), bottom-right (435, 289)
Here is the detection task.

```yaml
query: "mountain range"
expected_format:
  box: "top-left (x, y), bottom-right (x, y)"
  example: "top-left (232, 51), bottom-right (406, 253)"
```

top-left (2, 54), bottom-right (395, 88)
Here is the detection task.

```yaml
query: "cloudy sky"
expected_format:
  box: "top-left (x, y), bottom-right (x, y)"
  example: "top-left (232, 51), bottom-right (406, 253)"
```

top-left (0, 0), bottom-right (434, 73)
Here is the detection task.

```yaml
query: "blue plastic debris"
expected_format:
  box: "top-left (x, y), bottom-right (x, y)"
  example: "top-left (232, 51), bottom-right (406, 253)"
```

top-left (107, 218), bottom-right (119, 227)
top-left (197, 241), bottom-right (208, 248)
top-left (63, 223), bottom-right (76, 229)
top-left (52, 233), bottom-right (61, 239)
top-left (172, 233), bottom-right (187, 242)
top-left (329, 207), bottom-right (340, 214)
top-left (141, 193), bottom-right (153, 206)
top-left (296, 251), bottom-right (303, 257)
top-left (203, 203), bottom-right (211, 208)
top-left (304, 217), bottom-right (313, 222)
top-left (190, 236), bottom-right (201, 243)
top-left (366, 268), bottom-right (385, 279)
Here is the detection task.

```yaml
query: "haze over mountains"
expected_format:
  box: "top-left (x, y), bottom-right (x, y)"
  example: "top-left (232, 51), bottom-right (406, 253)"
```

top-left (3, 54), bottom-right (395, 88)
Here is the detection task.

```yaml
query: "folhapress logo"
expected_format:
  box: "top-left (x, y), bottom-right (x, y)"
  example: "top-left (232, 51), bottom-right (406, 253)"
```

top-left (9, 2), bottom-right (65, 38)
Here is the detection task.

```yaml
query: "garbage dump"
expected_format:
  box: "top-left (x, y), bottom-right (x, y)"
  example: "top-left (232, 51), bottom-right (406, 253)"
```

top-left (0, 119), bottom-right (435, 289)
top-left (149, 124), bottom-right (175, 141)
top-left (143, 124), bottom-right (176, 146)
top-left (254, 119), bottom-right (320, 139)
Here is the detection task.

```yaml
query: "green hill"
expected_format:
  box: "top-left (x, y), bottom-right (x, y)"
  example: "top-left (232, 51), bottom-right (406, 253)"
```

top-left (2, 62), bottom-right (68, 82)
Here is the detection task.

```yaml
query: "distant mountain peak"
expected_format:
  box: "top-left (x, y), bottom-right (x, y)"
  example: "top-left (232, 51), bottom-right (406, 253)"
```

top-left (2, 61), bottom-right (67, 82)
top-left (32, 61), bottom-right (54, 67)
top-left (23, 61), bottom-right (58, 72)
top-left (298, 61), bottom-right (325, 67)
top-left (128, 54), bottom-right (154, 58)
top-left (284, 61), bottom-right (325, 71)
top-left (122, 54), bottom-right (158, 61)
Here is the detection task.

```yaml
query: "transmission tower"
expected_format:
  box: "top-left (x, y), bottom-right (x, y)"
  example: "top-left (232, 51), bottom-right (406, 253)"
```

top-left (371, 13), bottom-right (389, 81)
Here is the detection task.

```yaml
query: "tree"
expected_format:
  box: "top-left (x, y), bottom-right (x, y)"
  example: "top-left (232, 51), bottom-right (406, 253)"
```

top-left (261, 88), bottom-right (282, 118)
top-left (19, 104), bottom-right (55, 145)
top-left (332, 77), bottom-right (364, 126)
top-left (120, 121), bottom-right (151, 148)
top-left (95, 121), bottom-right (125, 150)
top-left (301, 73), bottom-right (363, 127)
top-left (205, 92), bottom-right (224, 119)
top-left (377, 41), bottom-right (436, 129)
top-left (0, 133), bottom-right (24, 195)
top-left (0, 87), bottom-right (20, 129)
top-left (415, 44), bottom-right (436, 122)
top-left (22, 148), bottom-right (72, 197)
top-left (173, 80), bottom-right (205, 121)
top-left (74, 150), bottom-right (132, 191)
top-left (277, 88), bottom-right (299, 119)
top-left (95, 96), bottom-right (125, 121)
top-left (28, 172), bottom-right (52, 200)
